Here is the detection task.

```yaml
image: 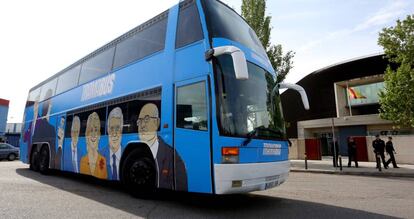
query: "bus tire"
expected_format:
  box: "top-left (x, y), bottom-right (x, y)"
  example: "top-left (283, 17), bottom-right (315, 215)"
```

top-left (121, 149), bottom-right (156, 198)
top-left (30, 149), bottom-right (40, 172)
top-left (38, 145), bottom-right (50, 175)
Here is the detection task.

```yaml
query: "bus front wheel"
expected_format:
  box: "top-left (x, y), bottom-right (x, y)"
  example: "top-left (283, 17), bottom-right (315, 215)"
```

top-left (39, 146), bottom-right (50, 175)
top-left (121, 149), bottom-right (156, 198)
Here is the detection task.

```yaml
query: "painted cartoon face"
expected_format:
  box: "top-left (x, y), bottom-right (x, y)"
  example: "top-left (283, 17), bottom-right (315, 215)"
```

top-left (71, 116), bottom-right (81, 149)
top-left (137, 103), bottom-right (160, 143)
top-left (57, 117), bottom-right (65, 148)
top-left (108, 107), bottom-right (123, 153)
top-left (86, 112), bottom-right (101, 151)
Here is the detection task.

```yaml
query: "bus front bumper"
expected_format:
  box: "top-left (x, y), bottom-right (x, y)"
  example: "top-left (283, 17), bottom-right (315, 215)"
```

top-left (214, 161), bottom-right (290, 194)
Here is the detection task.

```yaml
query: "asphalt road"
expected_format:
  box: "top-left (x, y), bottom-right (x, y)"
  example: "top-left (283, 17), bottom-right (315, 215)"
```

top-left (1, 161), bottom-right (413, 219)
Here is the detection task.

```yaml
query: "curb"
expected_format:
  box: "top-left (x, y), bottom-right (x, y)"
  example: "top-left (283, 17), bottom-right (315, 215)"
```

top-left (290, 169), bottom-right (414, 178)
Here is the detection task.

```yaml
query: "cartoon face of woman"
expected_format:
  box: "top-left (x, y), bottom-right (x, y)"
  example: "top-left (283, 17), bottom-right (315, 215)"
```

top-left (86, 112), bottom-right (101, 151)
top-left (71, 116), bottom-right (81, 149)
top-left (108, 107), bottom-right (123, 153)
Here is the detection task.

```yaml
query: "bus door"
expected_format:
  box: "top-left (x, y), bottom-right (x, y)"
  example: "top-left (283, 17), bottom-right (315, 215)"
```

top-left (174, 77), bottom-right (212, 193)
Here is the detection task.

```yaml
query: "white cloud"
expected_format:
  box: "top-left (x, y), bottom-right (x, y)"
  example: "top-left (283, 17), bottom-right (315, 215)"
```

top-left (353, 0), bottom-right (408, 32)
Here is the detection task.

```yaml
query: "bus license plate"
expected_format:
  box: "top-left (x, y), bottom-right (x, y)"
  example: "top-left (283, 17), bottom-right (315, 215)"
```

top-left (263, 143), bottom-right (281, 155)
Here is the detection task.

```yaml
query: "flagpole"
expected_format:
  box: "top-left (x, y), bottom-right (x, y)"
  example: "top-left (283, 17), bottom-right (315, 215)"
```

top-left (346, 82), bottom-right (353, 116)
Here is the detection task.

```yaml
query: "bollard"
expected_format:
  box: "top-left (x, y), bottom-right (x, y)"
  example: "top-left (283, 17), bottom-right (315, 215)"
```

top-left (339, 155), bottom-right (343, 171)
top-left (305, 154), bottom-right (308, 170)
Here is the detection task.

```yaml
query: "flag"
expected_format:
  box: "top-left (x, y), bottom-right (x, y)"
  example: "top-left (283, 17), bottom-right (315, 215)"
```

top-left (348, 87), bottom-right (366, 99)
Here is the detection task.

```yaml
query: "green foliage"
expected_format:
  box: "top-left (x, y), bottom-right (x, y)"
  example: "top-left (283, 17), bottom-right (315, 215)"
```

top-left (378, 14), bottom-right (414, 127)
top-left (241, 0), bottom-right (294, 82)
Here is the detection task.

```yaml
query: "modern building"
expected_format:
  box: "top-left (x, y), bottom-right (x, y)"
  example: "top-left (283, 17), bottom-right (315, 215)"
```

top-left (0, 98), bottom-right (10, 138)
top-left (5, 123), bottom-right (22, 147)
top-left (282, 53), bottom-right (414, 164)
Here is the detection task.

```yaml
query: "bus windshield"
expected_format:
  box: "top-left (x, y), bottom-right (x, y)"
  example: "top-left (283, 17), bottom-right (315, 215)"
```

top-left (202, 0), bottom-right (267, 58)
top-left (214, 55), bottom-right (285, 140)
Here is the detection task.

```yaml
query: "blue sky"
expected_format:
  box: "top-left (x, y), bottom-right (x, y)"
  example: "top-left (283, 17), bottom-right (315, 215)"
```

top-left (225, 0), bottom-right (414, 82)
top-left (0, 0), bottom-right (413, 122)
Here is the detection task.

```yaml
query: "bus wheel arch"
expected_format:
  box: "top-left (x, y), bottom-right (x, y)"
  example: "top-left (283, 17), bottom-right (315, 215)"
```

top-left (120, 142), bottom-right (157, 198)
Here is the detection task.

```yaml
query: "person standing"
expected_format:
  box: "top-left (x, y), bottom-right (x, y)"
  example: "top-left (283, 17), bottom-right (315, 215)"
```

top-left (331, 138), bottom-right (339, 167)
top-left (347, 137), bottom-right (358, 168)
top-left (386, 137), bottom-right (399, 168)
top-left (372, 135), bottom-right (388, 169)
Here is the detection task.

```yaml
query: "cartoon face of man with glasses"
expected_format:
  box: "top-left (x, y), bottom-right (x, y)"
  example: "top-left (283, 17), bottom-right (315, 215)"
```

top-left (137, 103), bottom-right (160, 157)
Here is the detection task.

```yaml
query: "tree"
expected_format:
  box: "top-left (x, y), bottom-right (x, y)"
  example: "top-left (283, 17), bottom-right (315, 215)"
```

top-left (378, 14), bottom-right (414, 127)
top-left (241, 0), bottom-right (294, 82)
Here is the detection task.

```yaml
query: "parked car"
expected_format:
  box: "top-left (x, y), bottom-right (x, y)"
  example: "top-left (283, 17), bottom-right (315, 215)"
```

top-left (0, 143), bottom-right (20, 161)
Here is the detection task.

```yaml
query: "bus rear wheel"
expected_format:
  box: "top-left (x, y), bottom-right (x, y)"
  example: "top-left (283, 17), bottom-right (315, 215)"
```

top-left (30, 149), bottom-right (40, 172)
top-left (121, 150), bottom-right (156, 198)
top-left (39, 146), bottom-right (50, 175)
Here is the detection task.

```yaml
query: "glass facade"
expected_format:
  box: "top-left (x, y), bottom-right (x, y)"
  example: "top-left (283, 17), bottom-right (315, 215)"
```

top-left (347, 82), bottom-right (384, 106)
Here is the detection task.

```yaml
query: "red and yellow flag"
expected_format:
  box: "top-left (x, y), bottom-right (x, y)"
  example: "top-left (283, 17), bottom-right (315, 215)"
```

top-left (348, 87), bottom-right (366, 99)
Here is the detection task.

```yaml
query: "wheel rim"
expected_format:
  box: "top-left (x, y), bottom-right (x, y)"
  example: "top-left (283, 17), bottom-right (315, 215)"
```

top-left (129, 160), bottom-right (154, 187)
top-left (9, 154), bottom-right (15, 160)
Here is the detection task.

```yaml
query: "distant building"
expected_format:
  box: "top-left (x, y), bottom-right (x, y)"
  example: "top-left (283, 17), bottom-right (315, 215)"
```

top-left (282, 54), bottom-right (414, 164)
top-left (5, 123), bottom-right (22, 147)
top-left (0, 98), bottom-right (10, 138)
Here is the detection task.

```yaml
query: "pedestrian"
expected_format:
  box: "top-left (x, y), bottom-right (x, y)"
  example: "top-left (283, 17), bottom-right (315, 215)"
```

top-left (347, 137), bottom-right (358, 168)
top-left (386, 137), bottom-right (399, 168)
top-left (331, 138), bottom-right (339, 167)
top-left (372, 135), bottom-right (388, 169)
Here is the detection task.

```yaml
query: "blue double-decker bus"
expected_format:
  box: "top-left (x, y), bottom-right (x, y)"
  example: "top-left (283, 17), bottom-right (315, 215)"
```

top-left (20, 0), bottom-right (309, 195)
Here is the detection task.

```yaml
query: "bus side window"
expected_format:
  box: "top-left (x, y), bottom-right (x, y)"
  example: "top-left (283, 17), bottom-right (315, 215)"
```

top-left (56, 65), bottom-right (81, 95)
top-left (176, 82), bottom-right (208, 131)
top-left (39, 78), bottom-right (58, 102)
top-left (113, 16), bottom-right (168, 69)
top-left (175, 1), bottom-right (204, 49)
top-left (79, 47), bottom-right (115, 85)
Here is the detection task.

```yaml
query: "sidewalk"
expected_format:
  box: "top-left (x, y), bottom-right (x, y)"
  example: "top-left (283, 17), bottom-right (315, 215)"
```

top-left (290, 157), bottom-right (414, 178)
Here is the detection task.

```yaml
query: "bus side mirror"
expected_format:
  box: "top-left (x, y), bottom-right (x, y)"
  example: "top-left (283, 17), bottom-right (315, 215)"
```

top-left (206, 46), bottom-right (249, 80)
top-left (277, 83), bottom-right (310, 110)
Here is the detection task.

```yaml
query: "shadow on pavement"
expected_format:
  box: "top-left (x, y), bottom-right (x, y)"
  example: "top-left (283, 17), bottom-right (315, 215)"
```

top-left (16, 168), bottom-right (396, 219)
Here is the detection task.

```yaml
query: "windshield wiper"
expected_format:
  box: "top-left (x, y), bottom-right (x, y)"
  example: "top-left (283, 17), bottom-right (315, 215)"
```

top-left (241, 126), bottom-right (286, 147)
top-left (241, 127), bottom-right (259, 146)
